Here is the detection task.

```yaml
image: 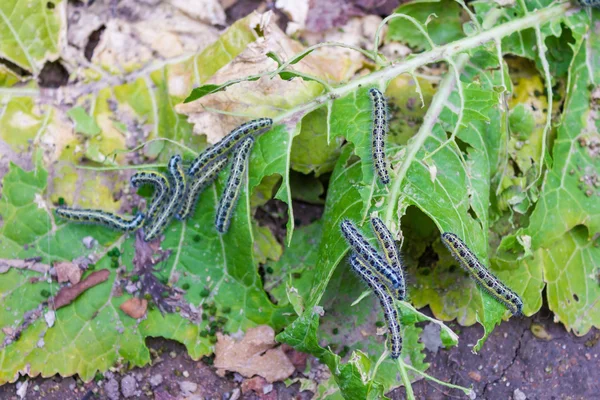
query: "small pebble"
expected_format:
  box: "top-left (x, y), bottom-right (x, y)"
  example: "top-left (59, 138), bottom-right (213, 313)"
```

top-left (170, 351), bottom-right (177, 359)
top-left (179, 381), bottom-right (198, 396)
top-left (149, 374), bottom-right (163, 387)
top-left (82, 236), bottom-right (97, 249)
top-left (513, 388), bottom-right (527, 400)
top-left (121, 375), bottom-right (137, 398)
top-left (105, 379), bottom-right (120, 400)
top-left (183, 370), bottom-right (190, 378)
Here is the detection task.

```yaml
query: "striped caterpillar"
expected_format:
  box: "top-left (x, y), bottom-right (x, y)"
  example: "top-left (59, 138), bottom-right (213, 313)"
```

top-left (131, 171), bottom-right (169, 227)
top-left (143, 155), bottom-right (186, 241)
top-left (340, 219), bottom-right (405, 300)
top-left (187, 118), bottom-right (272, 179)
top-left (177, 157), bottom-right (229, 220)
top-left (575, 0), bottom-right (600, 7)
top-left (55, 208), bottom-right (145, 232)
top-left (370, 216), bottom-right (406, 301)
top-left (215, 136), bottom-right (254, 233)
top-left (369, 88), bottom-right (390, 185)
top-left (349, 253), bottom-right (402, 359)
top-left (441, 232), bottom-right (523, 316)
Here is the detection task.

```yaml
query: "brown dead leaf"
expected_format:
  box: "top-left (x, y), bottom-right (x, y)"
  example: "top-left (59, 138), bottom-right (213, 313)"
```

top-left (0, 258), bottom-right (50, 274)
top-left (214, 325), bottom-right (295, 383)
top-left (53, 269), bottom-right (110, 310)
top-left (176, 11), bottom-right (363, 142)
top-left (54, 261), bottom-right (82, 284)
top-left (67, 0), bottom-right (222, 72)
top-left (120, 298), bottom-right (148, 319)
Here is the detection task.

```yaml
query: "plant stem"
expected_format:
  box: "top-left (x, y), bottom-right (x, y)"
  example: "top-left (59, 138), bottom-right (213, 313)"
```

top-left (404, 363), bottom-right (473, 395)
top-left (274, 2), bottom-right (571, 124)
top-left (383, 52), bottom-right (468, 225)
top-left (397, 359), bottom-right (415, 400)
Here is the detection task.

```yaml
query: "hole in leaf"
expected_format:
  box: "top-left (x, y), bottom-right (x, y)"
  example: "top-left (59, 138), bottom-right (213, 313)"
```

top-left (0, 57), bottom-right (31, 77)
top-left (454, 136), bottom-right (471, 155)
top-left (467, 206), bottom-right (477, 221)
top-left (38, 61), bottom-right (69, 88)
top-left (85, 25), bottom-right (106, 61)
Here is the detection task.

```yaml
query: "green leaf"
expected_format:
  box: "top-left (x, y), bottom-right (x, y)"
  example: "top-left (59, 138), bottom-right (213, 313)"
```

top-left (0, 0), bottom-right (64, 73)
top-left (291, 107), bottom-right (342, 176)
top-left (508, 104), bottom-right (535, 140)
top-left (387, 0), bottom-right (464, 50)
top-left (264, 221), bottom-right (323, 307)
top-left (67, 107), bottom-right (101, 137)
top-left (499, 25), bottom-right (600, 334)
top-left (0, 162), bottom-right (294, 383)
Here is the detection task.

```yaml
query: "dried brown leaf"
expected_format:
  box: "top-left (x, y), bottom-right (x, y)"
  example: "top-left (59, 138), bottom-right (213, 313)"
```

top-left (119, 298), bottom-right (148, 319)
top-left (214, 325), bottom-right (295, 383)
top-left (53, 269), bottom-right (110, 310)
top-left (0, 258), bottom-right (50, 274)
top-left (176, 11), bottom-right (362, 141)
top-left (54, 261), bottom-right (82, 284)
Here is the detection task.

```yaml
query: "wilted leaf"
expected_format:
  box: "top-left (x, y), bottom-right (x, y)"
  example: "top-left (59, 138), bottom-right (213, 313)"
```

top-left (214, 325), bottom-right (295, 383)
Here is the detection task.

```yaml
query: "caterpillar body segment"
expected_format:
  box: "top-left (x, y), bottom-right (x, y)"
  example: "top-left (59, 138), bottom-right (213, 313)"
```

top-left (143, 155), bottom-right (186, 241)
top-left (441, 232), bottom-right (523, 316)
top-left (188, 118), bottom-right (272, 179)
top-left (55, 208), bottom-right (145, 232)
top-left (177, 157), bottom-right (229, 220)
top-left (369, 88), bottom-right (390, 185)
top-left (349, 253), bottom-right (402, 359)
top-left (340, 219), bottom-right (405, 300)
top-left (215, 136), bottom-right (255, 233)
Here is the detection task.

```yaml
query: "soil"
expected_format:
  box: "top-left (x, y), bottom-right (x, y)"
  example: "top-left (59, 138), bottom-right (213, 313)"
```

top-left (1, 305), bottom-right (597, 399)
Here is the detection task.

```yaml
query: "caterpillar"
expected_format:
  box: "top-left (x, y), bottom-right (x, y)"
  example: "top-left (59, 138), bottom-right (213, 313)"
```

top-left (143, 155), bottom-right (186, 241)
top-left (575, 0), bottom-right (599, 8)
top-left (130, 171), bottom-right (169, 226)
top-left (340, 219), bottom-right (405, 300)
top-left (370, 216), bottom-right (406, 300)
top-left (177, 157), bottom-right (229, 220)
top-left (188, 118), bottom-right (272, 178)
top-left (349, 253), bottom-right (402, 359)
top-left (441, 232), bottom-right (523, 316)
top-left (215, 136), bottom-right (254, 233)
top-left (369, 88), bottom-right (390, 185)
top-left (55, 208), bottom-right (145, 232)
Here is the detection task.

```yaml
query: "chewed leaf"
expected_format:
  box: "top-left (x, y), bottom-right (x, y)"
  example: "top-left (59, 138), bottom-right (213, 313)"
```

top-left (387, 0), bottom-right (464, 50)
top-left (0, 0), bottom-right (65, 73)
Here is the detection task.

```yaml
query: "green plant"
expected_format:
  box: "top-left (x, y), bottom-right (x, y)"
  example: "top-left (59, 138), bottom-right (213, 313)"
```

top-left (0, 0), bottom-right (598, 398)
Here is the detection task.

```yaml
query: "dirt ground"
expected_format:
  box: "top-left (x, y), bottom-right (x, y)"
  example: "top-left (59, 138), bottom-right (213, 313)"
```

top-left (0, 304), bottom-right (597, 399)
